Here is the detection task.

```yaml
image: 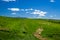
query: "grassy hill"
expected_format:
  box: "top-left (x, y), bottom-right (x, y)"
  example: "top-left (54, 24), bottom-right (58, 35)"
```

top-left (0, 16), bottom-right (60, 40)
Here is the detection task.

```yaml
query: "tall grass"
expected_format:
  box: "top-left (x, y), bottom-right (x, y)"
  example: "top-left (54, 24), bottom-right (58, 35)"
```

top-left (0, 16), bottom-right (60, 40)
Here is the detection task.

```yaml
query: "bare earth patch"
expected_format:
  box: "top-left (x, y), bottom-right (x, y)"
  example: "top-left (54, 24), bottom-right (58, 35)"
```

top-left (0, 28), bottom-right (9, 30)
top-left (34, 28), bottom-right (47, 40)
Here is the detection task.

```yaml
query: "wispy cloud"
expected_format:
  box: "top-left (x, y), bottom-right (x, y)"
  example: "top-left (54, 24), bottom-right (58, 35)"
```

top-left (50, 15), bottom-right (53, 18)
top-left (26, 12), bottom-right (29, 13)
top-left (25, 8), bottom-right (33, 11)
top-left (50, 14), bottom-right (57, 17)
top-left (8, 8), bottom-right (20, 11)
top-left (20, 8), bottom-right (47, 17)
top-left (7, 8), bottom-right (47, 18)
top-left (29, 8), bottom-right (33, 10)
top-left (2, 0), bottom-right (16, 2)
top-left (31, 9), bottom-right (47, 17)
top-left (50, 0), bottom-right (55, 2)
top-left (12, 13), bottom-right (16, 15)
top-left (21, 9), bottom-right (25, 11)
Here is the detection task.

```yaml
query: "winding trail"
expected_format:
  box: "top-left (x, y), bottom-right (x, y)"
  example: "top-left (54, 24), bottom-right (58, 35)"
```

top-left (34, 28), bottom-right (47, 40)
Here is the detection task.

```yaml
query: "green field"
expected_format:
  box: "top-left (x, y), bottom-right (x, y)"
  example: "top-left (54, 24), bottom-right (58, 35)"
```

top-left (0, 16), bottom-right (60, 40)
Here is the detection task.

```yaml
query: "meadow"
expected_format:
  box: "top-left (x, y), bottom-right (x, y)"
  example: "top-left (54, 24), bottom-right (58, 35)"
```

top-left (0, 16), bottom-right (60, 40)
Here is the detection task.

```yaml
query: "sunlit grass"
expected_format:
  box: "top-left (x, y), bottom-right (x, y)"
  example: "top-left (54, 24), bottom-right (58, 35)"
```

top-left (0, 16), bottom-right (60, 40)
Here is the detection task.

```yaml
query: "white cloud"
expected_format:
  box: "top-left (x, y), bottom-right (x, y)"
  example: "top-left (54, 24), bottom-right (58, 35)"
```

top-left (7, 8), bottom-right (47, 17)
top-left (50, 0), bottom-right (55, 2)
top-left (25, 9), bottom-right (28, 11)
top-left (29, 8), bottom-right (33, 10)
top-left (21, 9), bottom-right (25, 11)
top-left (12, 13), bottom-right (16, 14)
top-left (2, 0), bottom-right (16, 2)
top-left (25, 8), bottom-right (33, 11)
top-left (31, 10), bottom-right (47, 16)
top-left (50, 15), bottom-right (57, 18)
top-left (9, 8), bottom-right (33, 12)
top-left (8, 8), bottom-right (20, 11)
top-left (34, 9), bottom-right (40, 12)
top-left (26, 12), bottom-right (29, 13)
top-left (50, 15), bottom-right (53, 17)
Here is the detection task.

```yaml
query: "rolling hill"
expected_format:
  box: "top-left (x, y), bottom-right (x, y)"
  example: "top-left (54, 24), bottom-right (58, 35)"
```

top-left (0, 16), bottom-right (60, 40)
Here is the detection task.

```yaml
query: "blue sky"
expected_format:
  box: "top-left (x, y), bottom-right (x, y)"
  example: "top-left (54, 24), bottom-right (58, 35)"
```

top-left (0, 0), bottom-right (60, 19)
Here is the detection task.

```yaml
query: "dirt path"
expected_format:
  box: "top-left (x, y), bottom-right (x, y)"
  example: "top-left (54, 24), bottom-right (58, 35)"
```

top-left (34, 28), bottom-right (47, 40)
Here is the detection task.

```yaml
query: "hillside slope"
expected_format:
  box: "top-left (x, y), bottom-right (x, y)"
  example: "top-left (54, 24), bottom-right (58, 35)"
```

top-left (0, 16), bottom-right (60, 40)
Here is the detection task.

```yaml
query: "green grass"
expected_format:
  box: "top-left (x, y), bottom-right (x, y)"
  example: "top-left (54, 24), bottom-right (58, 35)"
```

top-left (0, 16), bottom-right (60, 40)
